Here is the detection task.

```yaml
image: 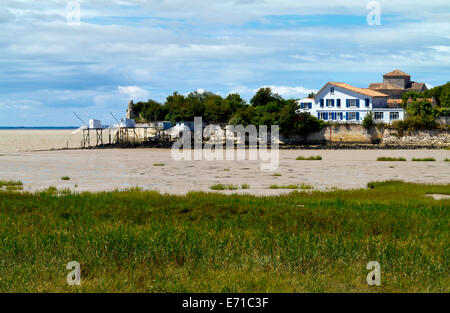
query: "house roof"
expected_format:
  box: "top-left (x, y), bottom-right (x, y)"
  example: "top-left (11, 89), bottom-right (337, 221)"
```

top-left (383, 69), bottom-right (411, 77)
top-left (387, 99), bottom-right (403, 108)
top-left (407, 82), bottom-right (426, 91)
top-left (369, 82), bottom-right (404, 90)
top-left (316, 82), bottom-right (388, 99)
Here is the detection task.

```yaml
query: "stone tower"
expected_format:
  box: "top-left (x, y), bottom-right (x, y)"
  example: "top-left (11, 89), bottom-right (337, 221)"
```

top-left (126, 100), bottom-right (135, 119)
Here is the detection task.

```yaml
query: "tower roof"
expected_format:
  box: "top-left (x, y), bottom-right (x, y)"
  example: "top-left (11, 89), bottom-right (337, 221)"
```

top-left (383, 69), bottom-right (410, 77)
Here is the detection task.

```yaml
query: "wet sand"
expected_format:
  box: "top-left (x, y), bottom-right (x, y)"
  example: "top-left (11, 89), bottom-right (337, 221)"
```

top-left (0, 149), bottom-right (448, 195)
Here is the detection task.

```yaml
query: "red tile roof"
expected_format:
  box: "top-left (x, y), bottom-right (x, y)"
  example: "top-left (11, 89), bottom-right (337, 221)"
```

top-left (383, 69), bottom-right (411, 77)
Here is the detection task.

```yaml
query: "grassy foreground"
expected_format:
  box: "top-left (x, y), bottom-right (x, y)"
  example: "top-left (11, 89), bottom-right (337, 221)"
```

top-left (0, 181), bottom-right (449, 293)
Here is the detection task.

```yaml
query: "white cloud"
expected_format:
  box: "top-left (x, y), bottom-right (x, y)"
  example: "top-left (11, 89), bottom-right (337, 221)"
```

top-left (118, 86), bottom-right (150, 101)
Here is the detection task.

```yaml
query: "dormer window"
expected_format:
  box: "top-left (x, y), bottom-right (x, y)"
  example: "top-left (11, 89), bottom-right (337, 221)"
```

top-left (330, 87), bottom-right (335, 94)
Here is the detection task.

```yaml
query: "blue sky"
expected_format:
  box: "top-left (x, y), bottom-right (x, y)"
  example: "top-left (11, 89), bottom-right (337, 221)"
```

top-left (0, 0), bottom-right (449, 126)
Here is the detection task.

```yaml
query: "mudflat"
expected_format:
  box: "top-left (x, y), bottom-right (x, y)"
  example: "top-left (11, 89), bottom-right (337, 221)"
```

top-left (0, 148), bottom-right (448, 194)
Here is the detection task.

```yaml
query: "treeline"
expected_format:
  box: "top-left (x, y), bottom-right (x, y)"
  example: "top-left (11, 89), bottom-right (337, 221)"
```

top-left (395, 82), bottom-right (450, 131)
top-left (133, 88), bottom-right (325, 136)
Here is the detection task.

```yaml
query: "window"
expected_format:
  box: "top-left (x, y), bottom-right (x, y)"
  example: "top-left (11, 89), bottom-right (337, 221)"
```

top-left (330, 87), bottom-right (335, 94)
top-left (348, 99), bottom-right (358, 107)
top-left (374, 112), bottom-right (384, 120)
top-left (318, 112), bottom-right (328, 120)
top-left (326, 99), bottom-right (334, 107)
top-left (390, 112), bottom-right (400, 120)
top-left (365, 98), bottom-right (370, 107)
top-left (301, 102), bottom-right (312, 109)
top-left (348, 112), bottom-right (358, 120)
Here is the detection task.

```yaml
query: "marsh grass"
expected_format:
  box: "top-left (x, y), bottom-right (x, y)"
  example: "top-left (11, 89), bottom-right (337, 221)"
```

top-left (61, 176), bottom-right (70, 181)
top-left (0, 180), bottom-right (22, 187)
top-left (377, 157), bottom-right (406, 162)
top-left (270, 184), bottom-right (313, 190)
top-left (153, 163), bottom-right (165, 167)
top-left (272, 173), bottom-right (282, 177)
top-left (210, 184), bottom-right (239, 190)
top-left (0, 180), bottom-right (448, 292)
top-left (241, 184), bottom-right (250, 190)
top-left (296, 156), bottom-right (322, 161)
top-left (412, 158), bottom-right (436, 162)
top-left (445, 158), bottom-right (450, 162)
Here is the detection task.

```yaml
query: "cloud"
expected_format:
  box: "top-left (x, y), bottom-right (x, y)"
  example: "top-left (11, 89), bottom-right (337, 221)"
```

top-left (118, 86), bottom-right (150, 101)
top-left (0, 0), bottom-right (449, 125)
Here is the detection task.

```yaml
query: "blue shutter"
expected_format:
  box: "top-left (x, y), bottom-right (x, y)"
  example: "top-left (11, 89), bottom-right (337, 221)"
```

top-left (365, 98), bottom-right (370, 107)
top-left (346, 112), bottom-right (349, 120)
top-left (324, 112), bottom-right (328, 120)
top-left (317, 113), bottom-right (320, 119)
top-left (332, 99), bottom-right (335, 107)
top-left (356, 99), bottom-right (360, 108)
top-left (300, 103), bottom-right (304, 109)
top-left (320, 99), bottom-right (324, 107)
top-left (337, 99), bottom-right (341, 107)
top-left (346, 99), bottom-right (349, 107)
top-left (356, 112), bottom-right (360, 121)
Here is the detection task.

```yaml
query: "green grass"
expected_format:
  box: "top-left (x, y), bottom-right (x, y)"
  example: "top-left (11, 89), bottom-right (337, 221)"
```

top-left (153, 163), bottom-right (165, 167)
top-left (0, 180), bottom-right (23, 188)
top-left (377, 157), bottom-right (407, 162)
top-left (0, 180), bottom-right (449, 292)
top-left (412, 158), bottom-right (436, 162)
top-left (5, 185), bottom-right (23, 191)
top-left (296, 156), bottom-right (322, 161)
top-left (61, 176), bottom-right (70, 181)
top-left (272, 173), bottom-right (282, 177)
top-left (270, 184), bottom-right (313, 190)
top-left (210, 184), bottom-right (239, 191)
top-left (241, 184), bottom-right (250, 190)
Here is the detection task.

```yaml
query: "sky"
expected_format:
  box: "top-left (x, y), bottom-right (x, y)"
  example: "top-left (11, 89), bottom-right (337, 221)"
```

top-left (0, 0), bottom-right (449, 126)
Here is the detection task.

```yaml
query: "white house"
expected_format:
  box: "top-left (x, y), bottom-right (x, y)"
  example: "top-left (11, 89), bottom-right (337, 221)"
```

top-left (298, 82), bottom-right (405, 124)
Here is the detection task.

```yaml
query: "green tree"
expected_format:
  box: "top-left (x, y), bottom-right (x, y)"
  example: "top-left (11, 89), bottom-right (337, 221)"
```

top-left (362, 112), bottom-right (374, 129)
top-left (250, 88), bottom-right (282, 107)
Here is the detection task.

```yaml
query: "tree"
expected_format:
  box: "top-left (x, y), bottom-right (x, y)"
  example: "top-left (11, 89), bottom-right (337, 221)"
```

top-left (362, 112), bottom-right (374, 129)
top-left (250, 88), bottom-right (282, 107)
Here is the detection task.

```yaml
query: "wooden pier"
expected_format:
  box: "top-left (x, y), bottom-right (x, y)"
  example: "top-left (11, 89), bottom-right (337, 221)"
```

top-left (81, 126), bottom-right (172, 149)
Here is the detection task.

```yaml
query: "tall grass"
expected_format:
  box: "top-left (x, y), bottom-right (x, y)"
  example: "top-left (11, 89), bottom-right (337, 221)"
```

top-left (0, 181), bottom-right (448, 292)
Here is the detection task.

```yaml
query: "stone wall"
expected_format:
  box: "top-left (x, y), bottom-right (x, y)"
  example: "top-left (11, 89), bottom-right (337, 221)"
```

top-left (381, 129), bottom-right (450, 147)
top-left (280, 125), bottom-right (450, 147)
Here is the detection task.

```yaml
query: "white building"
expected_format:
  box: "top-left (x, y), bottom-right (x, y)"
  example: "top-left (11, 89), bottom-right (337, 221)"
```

top-left (298, 82), bottom-right (405, 124)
